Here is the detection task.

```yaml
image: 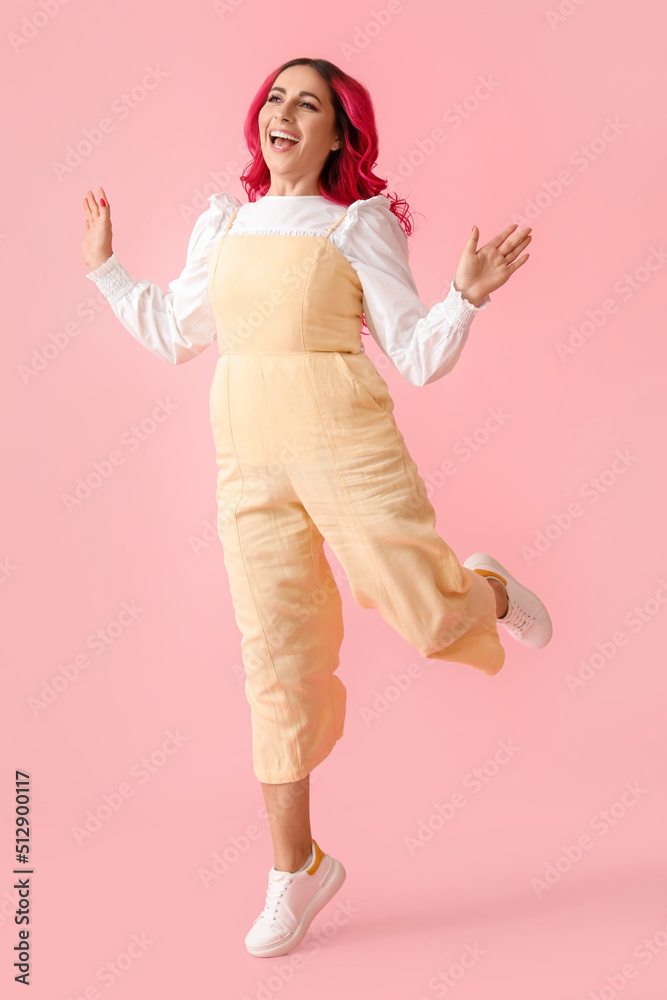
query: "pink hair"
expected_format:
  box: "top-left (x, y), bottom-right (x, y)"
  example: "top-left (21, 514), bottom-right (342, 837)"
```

top-left (239, 57), bottom-right (420, 239)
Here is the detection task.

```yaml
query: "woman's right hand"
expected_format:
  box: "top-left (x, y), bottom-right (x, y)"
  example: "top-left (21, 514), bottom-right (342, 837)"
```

top-left (82, 186), bottom-right (114, 271)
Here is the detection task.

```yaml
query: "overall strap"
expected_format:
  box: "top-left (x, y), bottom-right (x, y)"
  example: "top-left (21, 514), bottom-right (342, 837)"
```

top-left (324, 210), bottom-right (348, 237)
top-left (223, 205), bottom-right (241, 235)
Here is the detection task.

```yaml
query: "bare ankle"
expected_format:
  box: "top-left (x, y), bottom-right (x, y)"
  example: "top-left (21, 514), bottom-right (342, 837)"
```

top-left (274, 842), bottom-right (313, 873)
top-left (487, 577), bottom-right (508, 618)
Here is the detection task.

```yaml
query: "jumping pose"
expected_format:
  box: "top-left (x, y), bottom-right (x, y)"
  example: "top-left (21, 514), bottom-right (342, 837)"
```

top-left (81, 57), bottom-right (552, 959)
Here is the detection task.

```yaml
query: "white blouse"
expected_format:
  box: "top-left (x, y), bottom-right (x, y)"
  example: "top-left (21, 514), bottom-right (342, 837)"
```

top-left (85, 191), bottom-right (490, 387)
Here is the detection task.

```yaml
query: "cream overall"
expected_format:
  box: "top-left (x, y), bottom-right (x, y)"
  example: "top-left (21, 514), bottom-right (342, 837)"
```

top-left (207, 205), bottom-right (505, 784)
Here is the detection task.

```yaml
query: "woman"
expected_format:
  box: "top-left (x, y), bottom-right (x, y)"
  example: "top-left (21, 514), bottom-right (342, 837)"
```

top-left (81, 57), bottom-right (552, 959)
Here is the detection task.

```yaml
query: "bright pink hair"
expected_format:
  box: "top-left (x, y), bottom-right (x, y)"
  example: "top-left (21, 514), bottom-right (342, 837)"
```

top-left (239, 57), bottom-right (420, 239)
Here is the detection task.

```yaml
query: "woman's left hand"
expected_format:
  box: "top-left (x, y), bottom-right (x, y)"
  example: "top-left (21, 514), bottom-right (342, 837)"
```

top-left (453, 223), bottom-right (532, 307)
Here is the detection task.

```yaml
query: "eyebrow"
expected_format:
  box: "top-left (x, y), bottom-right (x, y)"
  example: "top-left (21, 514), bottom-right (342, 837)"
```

top-left (268, 86), bottom-right (323, 104)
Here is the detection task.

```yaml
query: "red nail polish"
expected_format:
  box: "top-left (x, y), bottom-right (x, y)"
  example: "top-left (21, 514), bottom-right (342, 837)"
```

top-left (100, 198), bottom-right (106, 206)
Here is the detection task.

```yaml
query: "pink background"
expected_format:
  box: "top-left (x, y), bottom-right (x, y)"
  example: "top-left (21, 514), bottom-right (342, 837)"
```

top-left (2, 0), bottom-right (666, 996)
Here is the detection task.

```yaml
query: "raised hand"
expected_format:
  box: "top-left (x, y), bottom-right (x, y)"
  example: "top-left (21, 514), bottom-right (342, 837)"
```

top-left (454, 223), bottom-right (532, 306)
top-left (82, 186), bottom-right (113, 272)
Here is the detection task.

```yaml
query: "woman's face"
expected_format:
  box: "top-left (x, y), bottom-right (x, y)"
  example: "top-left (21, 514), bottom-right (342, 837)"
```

top-left (258, 65), bottom-right (342, 195)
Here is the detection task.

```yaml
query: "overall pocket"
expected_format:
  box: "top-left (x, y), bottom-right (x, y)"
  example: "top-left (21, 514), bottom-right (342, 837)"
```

top-left (334, 351), bottom-right (389, 414)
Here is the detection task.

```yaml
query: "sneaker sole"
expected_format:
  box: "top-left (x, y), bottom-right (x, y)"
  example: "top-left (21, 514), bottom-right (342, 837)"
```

top-left (463, 551), bottom-right (553, 649)
top-left (245, 857), bottom-right (347, 958)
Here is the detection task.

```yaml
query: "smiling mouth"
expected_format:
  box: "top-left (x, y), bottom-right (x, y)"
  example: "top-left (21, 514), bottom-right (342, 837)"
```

top-left (269, 132), bottom-right (300, 150)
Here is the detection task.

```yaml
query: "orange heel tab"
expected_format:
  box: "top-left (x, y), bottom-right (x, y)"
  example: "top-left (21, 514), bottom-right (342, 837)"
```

top-left (307, 840), bottom-right (325, 875)
top-left (473, 568), bottom-right (508, 586)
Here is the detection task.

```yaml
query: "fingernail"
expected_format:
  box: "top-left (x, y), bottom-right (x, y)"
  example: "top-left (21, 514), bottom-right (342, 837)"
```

top-left (100, 199), bottom-right (106, 206)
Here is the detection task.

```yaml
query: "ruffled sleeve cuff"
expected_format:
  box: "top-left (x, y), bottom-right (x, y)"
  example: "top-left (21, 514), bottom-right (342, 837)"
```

top-left (85, 253), bottom-right (138, 303)
top-left (448, 278), bottom-right (490, 313)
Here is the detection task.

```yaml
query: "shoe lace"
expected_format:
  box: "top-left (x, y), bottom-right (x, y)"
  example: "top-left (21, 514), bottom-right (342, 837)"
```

top-left (499, 596), bottom-right (536, 640)
top-left (255, 872), bottom-right (294, 926)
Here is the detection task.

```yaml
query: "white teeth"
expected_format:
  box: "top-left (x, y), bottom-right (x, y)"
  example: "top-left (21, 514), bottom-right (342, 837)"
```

top-left (270, 130), bottom-right (299, 143)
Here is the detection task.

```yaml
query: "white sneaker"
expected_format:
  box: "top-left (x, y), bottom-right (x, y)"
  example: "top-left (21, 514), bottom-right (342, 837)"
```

top-left (245, 839), bottom-right (346, 958)
top-left (463, 551), bottom-right (553, 649)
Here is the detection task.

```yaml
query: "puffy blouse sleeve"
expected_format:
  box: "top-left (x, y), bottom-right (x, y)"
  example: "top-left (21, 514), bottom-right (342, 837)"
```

top-left (85, 191), bottom-right (241, 365)
top-left (338, 195), bottom-right (491, 387)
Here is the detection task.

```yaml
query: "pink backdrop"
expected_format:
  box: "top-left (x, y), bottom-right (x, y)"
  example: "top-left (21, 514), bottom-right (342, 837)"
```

top-left (2, 0), bottom-right (666, 996)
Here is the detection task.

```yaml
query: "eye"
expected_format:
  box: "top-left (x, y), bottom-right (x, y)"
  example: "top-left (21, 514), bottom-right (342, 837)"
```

top-left (267, 94), bottom-right (317, 110)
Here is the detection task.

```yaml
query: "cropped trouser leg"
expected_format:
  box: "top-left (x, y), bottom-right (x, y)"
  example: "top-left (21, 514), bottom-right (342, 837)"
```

top-left (302, 476), bottom-right (506, 676)
top-left (215, 465), bottom-right (346, 785)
